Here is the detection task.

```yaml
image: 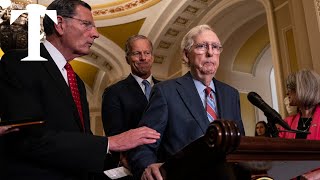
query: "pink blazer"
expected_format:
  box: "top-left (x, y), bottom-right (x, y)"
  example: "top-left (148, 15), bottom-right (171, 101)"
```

top-left (279, 105), bottom-right (320, 140)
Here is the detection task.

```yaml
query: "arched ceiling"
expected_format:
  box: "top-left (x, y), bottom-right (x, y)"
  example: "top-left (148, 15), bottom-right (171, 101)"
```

top-left (1, 0), bottom-right (281, 108)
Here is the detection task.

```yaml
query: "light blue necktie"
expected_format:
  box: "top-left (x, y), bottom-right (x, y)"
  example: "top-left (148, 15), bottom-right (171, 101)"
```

top-left (142, 80), bottom-right (151, 100)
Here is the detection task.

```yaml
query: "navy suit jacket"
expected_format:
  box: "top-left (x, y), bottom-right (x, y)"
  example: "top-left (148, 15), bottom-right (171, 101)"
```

top-left (0, 44), bottom-right (108, 180)
top-left (101, 74), bottom-right (160, 136)
top-left (128, 72), bottom-right (244, 178)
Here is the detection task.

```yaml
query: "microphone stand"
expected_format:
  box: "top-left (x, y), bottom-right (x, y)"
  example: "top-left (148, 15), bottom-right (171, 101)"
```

top-left (264, 113), bottom-right (311, 137)
top-left (266, 116), bottom-right (279, 138)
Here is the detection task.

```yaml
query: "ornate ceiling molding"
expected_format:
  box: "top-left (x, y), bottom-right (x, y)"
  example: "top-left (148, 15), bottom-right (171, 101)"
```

top-left (314, 0), bottom-right (320, 32)
top-left (151, 0), bottom-right (219, 65)
top-left (92, 0), bottom-right (161, 20)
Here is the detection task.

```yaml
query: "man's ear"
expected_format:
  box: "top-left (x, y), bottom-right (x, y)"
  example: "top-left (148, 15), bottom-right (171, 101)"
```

top-left (182, 50), bottom-right (189, 64)
top-left (54, 16), bottom-right (65, 35)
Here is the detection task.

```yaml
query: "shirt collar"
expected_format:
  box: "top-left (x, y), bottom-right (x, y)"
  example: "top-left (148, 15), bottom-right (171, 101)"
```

top-left (131, 73), bottom-right (153, 85)
top-left (193, 78), bottom-right (216, 94)
top-left (43, 40), bottom-right (68, 70)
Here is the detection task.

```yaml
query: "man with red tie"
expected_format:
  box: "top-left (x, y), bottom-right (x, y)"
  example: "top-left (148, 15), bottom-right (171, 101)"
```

top-left (0, 0), bottom-right (159, 179)
top-left (128, 24), bottom-right (245, 180)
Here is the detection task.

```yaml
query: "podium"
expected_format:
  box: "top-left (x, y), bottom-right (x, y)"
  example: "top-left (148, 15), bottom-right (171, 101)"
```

top-left (160, 120), bottom-right (320, 180)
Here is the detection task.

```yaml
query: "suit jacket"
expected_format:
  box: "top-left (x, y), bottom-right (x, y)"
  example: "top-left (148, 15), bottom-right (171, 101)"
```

top-left (101, 74), bottom-right (160, 136)
top-left (0, 44), bottom-right (108, 180)
top-left (279, 105), bottom-right (320, 140)
top-left (100, 74), bottom-right (159, 175)
top-left (128, 72), bottom-right (244, 178)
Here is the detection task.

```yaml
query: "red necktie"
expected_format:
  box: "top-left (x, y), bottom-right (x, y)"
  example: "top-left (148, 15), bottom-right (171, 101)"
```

top-left (205, 87), bottom-right (218, 122)
top-left (65, 63), bottom-right (85, 131)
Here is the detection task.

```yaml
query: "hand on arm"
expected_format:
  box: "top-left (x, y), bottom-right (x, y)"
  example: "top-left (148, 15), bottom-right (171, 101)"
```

top-left (108, 126), bottom-right (160, 152)
top-left (141, 163), bottom-right (164, 180)
top-left (0, 126), bottom-right (19, 136)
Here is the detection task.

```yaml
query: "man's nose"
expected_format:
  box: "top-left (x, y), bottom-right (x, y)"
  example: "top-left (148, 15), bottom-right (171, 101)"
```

top-left (140, 53), bottom-right (147, 60)
top-left (91, 27), bottom-right (100, 39)
top-left (206, 47), bottom-right (214, 57)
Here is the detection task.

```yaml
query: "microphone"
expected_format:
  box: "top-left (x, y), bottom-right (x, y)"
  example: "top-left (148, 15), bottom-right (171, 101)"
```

top-left (247, 92), bottom-right (291, 130)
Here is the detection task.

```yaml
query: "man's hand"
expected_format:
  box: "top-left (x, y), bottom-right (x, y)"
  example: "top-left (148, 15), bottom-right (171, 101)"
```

top-left (0, 126), bottom-right (19, 136)
top-left (141, 163), bottom-right (163, 180)
top-left (108, 126), bottom-right (160, 151)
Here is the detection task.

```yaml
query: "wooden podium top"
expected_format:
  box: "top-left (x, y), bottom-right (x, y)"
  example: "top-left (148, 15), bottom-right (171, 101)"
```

top-left (197, 120), bottom-right (320, 161)
top-left (160, 120), bottom-right (320, 179)
top-left (227, 136), bottom-right (320, 161)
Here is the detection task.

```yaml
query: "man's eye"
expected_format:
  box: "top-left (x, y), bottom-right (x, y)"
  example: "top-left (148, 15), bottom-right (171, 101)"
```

top-left (131, 52), bottom-right (140, 56)
top-left (83, 22), bottom-right (91, 27)
top-left (196, 44), bottom-right (207, 49)
top-left (212, 44), bottom-right (222, 50)
top-left (212, 45), bottom-right (219, 49)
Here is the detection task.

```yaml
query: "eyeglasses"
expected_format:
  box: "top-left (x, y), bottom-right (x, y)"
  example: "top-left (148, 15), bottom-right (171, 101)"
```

top-left (63, 16), bottom-right (95, 31)
top-left (129, 51), bottom-right (152, 58)
top-left (192, 42), bottom-right (223, 55)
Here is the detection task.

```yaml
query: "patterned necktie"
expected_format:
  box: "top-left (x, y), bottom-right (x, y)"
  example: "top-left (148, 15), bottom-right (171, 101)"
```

top-left (65, 63), bottom-right (85, 131)
top-left (142, 80), bottom-right (151, 100)
top-left (205, 87), bottom-right (218, 122)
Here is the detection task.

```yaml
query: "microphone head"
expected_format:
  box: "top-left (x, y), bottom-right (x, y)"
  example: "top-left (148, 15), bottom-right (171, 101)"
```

top-left (247, 92), bottom-right (263, 107)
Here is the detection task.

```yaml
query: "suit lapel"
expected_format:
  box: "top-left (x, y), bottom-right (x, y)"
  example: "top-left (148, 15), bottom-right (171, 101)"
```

top-left (214, 79), bottom-right (222, 118)
top-left (126, 74), bottom-right (148, 102)
top-left (214, 79), bottom-right (227, 119)
top-left (176, 72), bottom-right (209, 133)
top-left (40, 44), bottom-right (83, 130)
top-left (76, 74), bottom-right (91, 132)
top-left (40, 44), bottom-right (71, 97)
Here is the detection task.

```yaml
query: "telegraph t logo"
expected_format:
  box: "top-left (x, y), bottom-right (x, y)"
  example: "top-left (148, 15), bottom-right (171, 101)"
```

top-left (11, 4), bottom-right (57, 61)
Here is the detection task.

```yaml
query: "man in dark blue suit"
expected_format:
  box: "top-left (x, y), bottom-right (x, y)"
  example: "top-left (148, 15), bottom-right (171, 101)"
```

top-left (102, 35), bottom-right (160, 137)
top-left (101, 35), bottom-right (160, 178)
top-left (128, 24), bottom-right (245, 180)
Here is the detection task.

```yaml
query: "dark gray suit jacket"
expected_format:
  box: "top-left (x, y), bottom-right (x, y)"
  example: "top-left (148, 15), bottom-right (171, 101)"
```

top-left (0, 44), bottom-right (108, 180)
top-left (102, 74), bottom-right (160, 136)
top-left (128, 72), bottom-right (244, 178)
top-left (101, 74), bottom-right (160, 174)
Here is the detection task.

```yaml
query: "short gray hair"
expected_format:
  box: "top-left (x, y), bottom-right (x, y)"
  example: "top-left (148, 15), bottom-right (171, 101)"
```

top-left (181, 24), bottom-right (214, 52)
top-left (125, 34), bottom-right (153, 57)
top-left (286, 69), bottom-right (320, 108)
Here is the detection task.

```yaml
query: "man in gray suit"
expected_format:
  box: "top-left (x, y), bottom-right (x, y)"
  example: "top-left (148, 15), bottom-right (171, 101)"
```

top-left (128, 24), bottom-right (245, 180)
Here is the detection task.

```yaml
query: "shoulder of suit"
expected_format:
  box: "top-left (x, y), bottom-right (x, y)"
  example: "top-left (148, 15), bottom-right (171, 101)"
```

top-left (103, 75), bottom-right (134, 93)
top-left (153, 76), bottom-right (181, 89)
top-left (1, 49), bottom-right (28, 64)
top-left (214, 78), bottom-right (238, 92)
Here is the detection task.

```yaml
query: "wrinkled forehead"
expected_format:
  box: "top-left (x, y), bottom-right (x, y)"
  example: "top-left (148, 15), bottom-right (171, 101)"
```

top-left (130, 39), bottom-right (152, 50)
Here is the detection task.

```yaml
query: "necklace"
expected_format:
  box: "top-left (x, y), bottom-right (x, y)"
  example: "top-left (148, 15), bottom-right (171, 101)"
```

top-left (301, 116), bottom-right (312, 128)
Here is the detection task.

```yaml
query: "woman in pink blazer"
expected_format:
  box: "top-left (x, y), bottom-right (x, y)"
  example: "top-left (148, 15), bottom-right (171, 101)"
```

top-left (279, 69), bottom-right (320, 140)
top-left (279, 69), bottom-right (320, 180)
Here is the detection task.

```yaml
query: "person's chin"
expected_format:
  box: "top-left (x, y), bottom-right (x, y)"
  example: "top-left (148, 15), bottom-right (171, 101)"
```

top-left (199, 67), bottom-right (216, 75)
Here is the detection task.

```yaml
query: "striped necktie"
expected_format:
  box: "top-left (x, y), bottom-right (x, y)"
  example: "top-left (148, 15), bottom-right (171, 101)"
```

top-left (205, 87), bottom-right (218, 122)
